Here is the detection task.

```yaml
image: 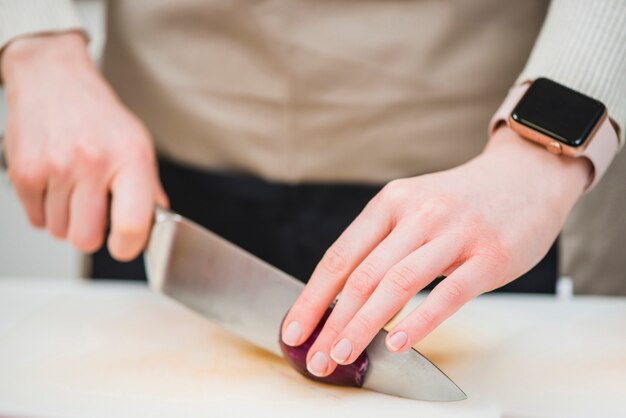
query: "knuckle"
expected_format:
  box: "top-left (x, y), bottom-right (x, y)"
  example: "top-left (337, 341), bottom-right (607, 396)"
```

top-left (297, 291), bottom-right (320, 313)
top-left (366, 184), bottom-right (389, 211)
top-left (114, 214), bottom-right (150, 239)
top-left (385, 265), bottom-right (417, 296)
top-left (48, 223), bottom-right (68, 240)
top-left (320, 245), bottom-right (349, 276)
top-left (345, 264), bottom-right (380, 299)
top-left (353, 312), bottom-right (376, 333)
top-left (78, 146), bottom-right (107, 169)
top-left (124, 139), bottom-right (152, 162)
top-left (414, 309), bottom-right (437, 330)
top-left (114, 223), bottom-right (146, 244)
top-left (70, 230), bottom-right (104, 254)
top-left (48, 154), bottom-right (74, 180)
top-left (367, 190), bottom-right (386, 211)
top-left (416, 196), bottom-right (453, 220)
top-left (436, 280), bottom-right (467, 307)
top-left (473, 240), bottom-right (512, 272)
top-left (321, 320), bottom-right (342, 338)
top-left (9, 159), bottom-right (46, 189)
top-left (380, 179), bottom-right (409, 204)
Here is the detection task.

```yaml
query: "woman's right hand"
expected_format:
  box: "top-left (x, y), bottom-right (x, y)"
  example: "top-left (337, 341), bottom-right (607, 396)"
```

top-left (1, 31), bottom-right (168, 260)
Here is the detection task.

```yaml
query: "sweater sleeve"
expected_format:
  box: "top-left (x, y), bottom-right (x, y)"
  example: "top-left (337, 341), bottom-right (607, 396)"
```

top-left (517, 0), bottom-right (626, 146)
top-left (0, 0), bottom-right (86, 62)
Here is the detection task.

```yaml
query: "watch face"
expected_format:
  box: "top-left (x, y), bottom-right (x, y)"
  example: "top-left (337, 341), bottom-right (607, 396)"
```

top-left (511, 78), bottom-right (606, 147)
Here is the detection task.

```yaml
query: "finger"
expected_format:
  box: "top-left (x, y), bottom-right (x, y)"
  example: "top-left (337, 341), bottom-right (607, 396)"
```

top-left (281, 198), bottom-right (393, 351)
top-left (66, 180), bottom-right (108, 253)
top-left (305, 221), bottom-right (428, 376)
top-left (387, 257), bottom-right (487, 351)
top-left (107, 162), bottom-right (155, 261)
top-left (9, 163), bottom-right (47, 228)
top-left (329, 237), bottom-right (461, 365)
top-left (44, 177), bottom-right (74, 239)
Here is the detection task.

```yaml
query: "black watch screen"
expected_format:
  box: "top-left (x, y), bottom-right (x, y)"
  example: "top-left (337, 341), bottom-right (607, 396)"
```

top-left (511, 77), bottom-right (605, 147)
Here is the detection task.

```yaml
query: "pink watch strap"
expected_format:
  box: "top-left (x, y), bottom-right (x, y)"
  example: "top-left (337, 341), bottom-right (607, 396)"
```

top-left (583, 114), bottom-right (619, 190)
top-left (489, 83), bottom-right (619, 191)
top-left (488, 84), bottom-right (529, 137)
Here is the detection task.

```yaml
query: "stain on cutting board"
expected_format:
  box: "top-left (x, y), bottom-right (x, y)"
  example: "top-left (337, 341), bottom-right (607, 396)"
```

top-left (41, 293), bottom-right (364, 402)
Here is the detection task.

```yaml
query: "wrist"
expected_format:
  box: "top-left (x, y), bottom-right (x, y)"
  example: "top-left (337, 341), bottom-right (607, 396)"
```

top-left (1, 31), bottom-right (90, 85)
top-left (477, 126), bottom-right (590, 210)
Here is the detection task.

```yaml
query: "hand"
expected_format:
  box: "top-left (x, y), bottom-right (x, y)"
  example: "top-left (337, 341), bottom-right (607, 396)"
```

top-left (1, 32), bottom-right (167, 260)
top-left (281, 126), bottom-right (590, 377)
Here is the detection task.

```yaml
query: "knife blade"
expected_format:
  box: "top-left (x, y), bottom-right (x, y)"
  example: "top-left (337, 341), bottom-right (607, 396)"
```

top-left (144, 208), bottom-right (466, 401)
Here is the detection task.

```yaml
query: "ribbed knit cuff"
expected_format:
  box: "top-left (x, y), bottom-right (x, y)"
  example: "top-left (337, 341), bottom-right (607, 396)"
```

top-left (517, 0), bottom-right (626, 147)
top-left (0, 0), bottom-right (86, 56)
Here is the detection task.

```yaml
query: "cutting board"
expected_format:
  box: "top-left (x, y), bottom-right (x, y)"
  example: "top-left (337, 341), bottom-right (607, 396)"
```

top-left (0, 278), bottom-right (625, 418)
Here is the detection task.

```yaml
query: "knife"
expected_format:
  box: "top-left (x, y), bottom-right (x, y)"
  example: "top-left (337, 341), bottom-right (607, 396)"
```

top-left (144, 207), bottom-right (466, 401)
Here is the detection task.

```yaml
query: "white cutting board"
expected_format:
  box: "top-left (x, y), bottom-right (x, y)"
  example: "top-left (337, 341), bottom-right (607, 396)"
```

top-left (0, 278), bottom-right (624, 418)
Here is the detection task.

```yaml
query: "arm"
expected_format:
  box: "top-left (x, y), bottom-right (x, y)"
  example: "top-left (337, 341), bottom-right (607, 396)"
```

top-left (281, 1), bottom-right (625, 377)
top-left (2, 31), bottom-right (167, 259)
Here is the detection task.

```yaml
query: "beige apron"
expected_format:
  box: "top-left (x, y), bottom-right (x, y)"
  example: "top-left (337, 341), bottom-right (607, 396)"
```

top-left (101, 0), bottom-right (625, 294)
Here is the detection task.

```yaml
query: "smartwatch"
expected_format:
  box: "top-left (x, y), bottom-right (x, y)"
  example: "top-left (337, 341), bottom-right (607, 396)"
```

top-left (489, 77), bottom-right (619, 191)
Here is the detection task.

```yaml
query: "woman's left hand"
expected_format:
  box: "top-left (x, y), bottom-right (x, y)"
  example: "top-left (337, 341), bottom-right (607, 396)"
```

top-left (281, 126), bottom-right (590, 377)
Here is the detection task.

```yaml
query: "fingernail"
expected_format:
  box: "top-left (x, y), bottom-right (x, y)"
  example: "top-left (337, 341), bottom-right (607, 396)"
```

top-left (307, 351), bottom-right (329, 376)
top-left (386, 331), bottom-right (408, 352)
top-left (282, 321), bottom-right (302, 346)
top-left (330, 338), bottom-right (353, 364)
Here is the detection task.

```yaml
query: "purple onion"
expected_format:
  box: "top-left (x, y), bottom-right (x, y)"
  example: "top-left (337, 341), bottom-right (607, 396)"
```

top-left (279, 306), bottom-right (369, 387)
